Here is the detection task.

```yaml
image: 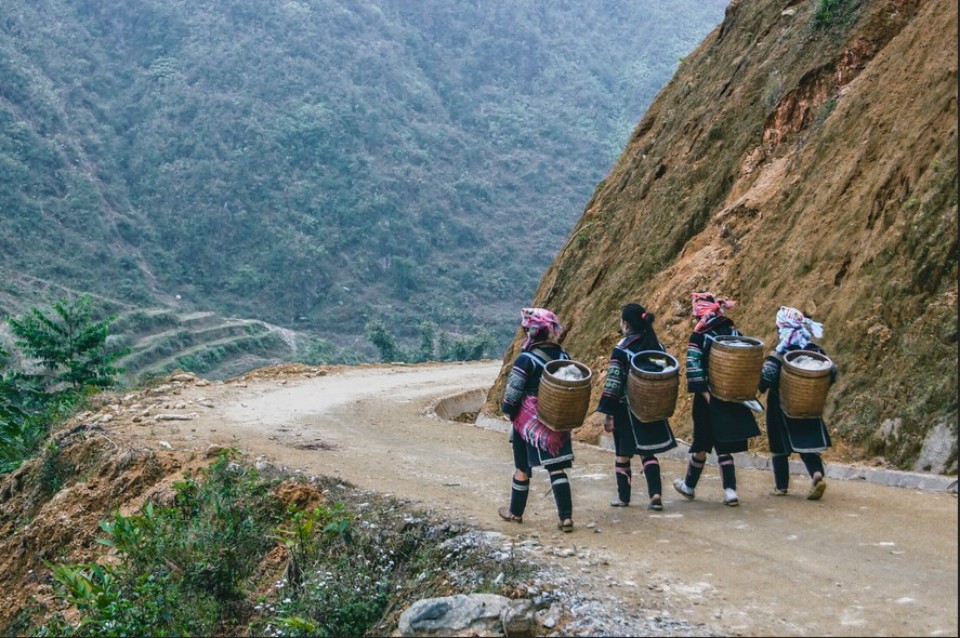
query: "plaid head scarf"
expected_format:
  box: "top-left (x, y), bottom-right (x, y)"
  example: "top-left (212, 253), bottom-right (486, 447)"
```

top-left (775, 306), bottom-right (824, 354)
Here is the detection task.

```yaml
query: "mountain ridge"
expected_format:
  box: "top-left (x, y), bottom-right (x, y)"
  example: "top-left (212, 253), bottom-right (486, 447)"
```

top-left (0, 0), bottom-right (727, 347)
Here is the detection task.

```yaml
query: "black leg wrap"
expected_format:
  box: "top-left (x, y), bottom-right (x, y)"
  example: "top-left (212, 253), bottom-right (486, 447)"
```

top-left (509, 477), bottom-right (530, 517)
top-left (641, 456), bottom-right (662, 497)
top-left (772, 454), bottom-right (790, 491)
top-left (718, 453), bottom-right (736, 490)
top-left (800, 452), bottom-right (825, 479)
top-left (550, 472), bottom-right (573, 520)
top-left (685, 454), bottom-right (706, 488)
top-left (615, 461), bottom-right (632, 503)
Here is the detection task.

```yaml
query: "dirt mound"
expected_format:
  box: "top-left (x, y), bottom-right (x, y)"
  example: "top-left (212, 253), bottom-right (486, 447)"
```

top-left (0, 367), bottom-right (537, 635)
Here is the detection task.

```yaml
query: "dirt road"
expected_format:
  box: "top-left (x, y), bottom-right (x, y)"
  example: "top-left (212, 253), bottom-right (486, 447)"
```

top-left (118, 361), bottom-right (958, 637)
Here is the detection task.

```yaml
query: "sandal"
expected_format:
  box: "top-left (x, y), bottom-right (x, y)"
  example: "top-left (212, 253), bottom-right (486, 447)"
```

top-left (497, 507), bottom-right (523, 523)
top-left (557, 519), bottom-right (574, 533)
top-left (647, 495), bottom-right (663, 511)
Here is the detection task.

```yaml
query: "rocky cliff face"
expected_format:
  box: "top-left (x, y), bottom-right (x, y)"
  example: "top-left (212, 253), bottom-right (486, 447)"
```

top-left (487, 0), bottom-right (958, 474)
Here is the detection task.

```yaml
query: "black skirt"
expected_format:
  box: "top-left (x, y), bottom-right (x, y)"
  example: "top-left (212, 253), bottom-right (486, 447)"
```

top-left (766, 389), bottom-right (831, 454)
top-left (510, 428), bottom-right (574, 471)
top-left (689, 394), bottom-right (761, 455)
top-left (612, 403), bottom-right (678, 456)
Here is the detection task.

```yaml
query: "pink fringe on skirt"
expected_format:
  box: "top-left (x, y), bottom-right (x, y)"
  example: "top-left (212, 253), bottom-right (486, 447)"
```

top-left (514, 394), bottom-right (568, 457)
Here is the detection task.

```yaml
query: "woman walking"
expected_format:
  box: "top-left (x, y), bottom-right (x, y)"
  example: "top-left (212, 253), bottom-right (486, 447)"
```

top-left (674, 292), bottom-right (761, 506)
top-left (759, 306), bottom-right (836, 500)
top-left (498, 307), bottom-right (577, 532)
top-left (597, 303), bottom-right (678, 510)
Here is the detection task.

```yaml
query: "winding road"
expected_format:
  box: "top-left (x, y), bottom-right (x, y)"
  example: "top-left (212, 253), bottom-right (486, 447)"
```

top-left (117, 361), bottom-right (958, 637)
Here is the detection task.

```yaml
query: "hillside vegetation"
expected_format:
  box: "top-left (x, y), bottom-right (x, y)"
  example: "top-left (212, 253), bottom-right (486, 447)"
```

top-left (489, 0), bottom-right (958, 474)
top-left (0, 0), bottom-right (726, 349)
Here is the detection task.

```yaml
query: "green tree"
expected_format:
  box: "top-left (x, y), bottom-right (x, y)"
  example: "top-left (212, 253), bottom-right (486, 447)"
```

top-left (449, 332), bottom-right (493, 361)
top-left (0, 343), bottom-right (71, 473)
top-left (8, 295), bottom-right (126, 391)
top-left (364, 320), bottom-right (403, 363)
top-left (0, 346), bottom-right (24, 423)
top-left (436, 331), bottom-right (453, 361)
top-left (416, 321), bottom-right (437, 362)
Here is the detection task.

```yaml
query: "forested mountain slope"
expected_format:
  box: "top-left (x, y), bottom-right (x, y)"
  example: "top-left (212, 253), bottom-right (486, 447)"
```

top-left (0, 0), bottom-right (725, 348)
top-left (489, 0), bottom-right (958, 474)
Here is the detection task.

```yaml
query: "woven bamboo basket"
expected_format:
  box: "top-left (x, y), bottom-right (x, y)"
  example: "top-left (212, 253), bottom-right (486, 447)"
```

top-left (707, 335), bottom-right (765, 401)
top-left (779, 350), bottom-right (833, 418)
top-left (538, 360), bottom-right (593, 432)
top-left (627, 350), bottom-right (679, 422)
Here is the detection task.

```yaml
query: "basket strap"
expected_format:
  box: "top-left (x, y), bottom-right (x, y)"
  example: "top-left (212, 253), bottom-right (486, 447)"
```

top-left (517, 350), bottom-right (548, 371)
top-left (531, 348), bottom-right (556, 365)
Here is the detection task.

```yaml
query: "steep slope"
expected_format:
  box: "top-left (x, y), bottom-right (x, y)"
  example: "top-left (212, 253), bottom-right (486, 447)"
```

top-left (488, 0), bottom-right (958, 474)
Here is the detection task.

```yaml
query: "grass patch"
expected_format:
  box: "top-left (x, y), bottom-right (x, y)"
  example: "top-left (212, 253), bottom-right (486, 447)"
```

top-left (815, 96), bottom-right (838, 125)
top-left (813, 0), bottom-right (859, 29)
top-left (38, 441), bottom-right (72, 496)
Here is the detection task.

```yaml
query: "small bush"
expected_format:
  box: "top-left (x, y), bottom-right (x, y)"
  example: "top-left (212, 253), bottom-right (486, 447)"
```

top-left (43, 452), bottom-right (282, 636)
top-left (814, 0), bottom-right (858, 29)
top-left (39, 458), bottom-right (532, 637)
top-left (1, 345), bottom-right (85, 474)
top-left (815, 96), bottom-right (838, 124)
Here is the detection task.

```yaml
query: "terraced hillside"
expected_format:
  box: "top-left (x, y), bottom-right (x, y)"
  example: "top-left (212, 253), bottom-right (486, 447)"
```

top-left (110, 308), bottom-right (297, 382)
top-left (1, 270), bottom-right (299, 384)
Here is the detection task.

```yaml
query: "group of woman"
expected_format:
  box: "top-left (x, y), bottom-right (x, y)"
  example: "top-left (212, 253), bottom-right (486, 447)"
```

top-left (498, 294), bottom-right (836, 532)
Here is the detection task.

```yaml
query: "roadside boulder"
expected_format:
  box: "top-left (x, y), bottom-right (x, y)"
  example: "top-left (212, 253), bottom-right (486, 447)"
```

top-left (398, 593), bottom-right (510, 637)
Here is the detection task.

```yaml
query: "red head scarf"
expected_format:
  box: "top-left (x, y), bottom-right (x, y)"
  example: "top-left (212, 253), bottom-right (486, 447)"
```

top-left (691, 292), bottom-right (736, 333)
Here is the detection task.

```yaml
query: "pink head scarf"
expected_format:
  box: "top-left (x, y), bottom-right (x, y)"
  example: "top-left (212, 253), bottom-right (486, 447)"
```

top-left (691, 292), bottom-right (736, 333)
top-left (521, 307), bottom-right (563, 348)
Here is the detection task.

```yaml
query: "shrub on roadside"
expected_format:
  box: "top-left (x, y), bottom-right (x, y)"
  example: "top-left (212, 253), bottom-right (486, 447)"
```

top-left (38, 456), bottom-right (532, 637)
top-left (41, 453), bottom-right (281, 636)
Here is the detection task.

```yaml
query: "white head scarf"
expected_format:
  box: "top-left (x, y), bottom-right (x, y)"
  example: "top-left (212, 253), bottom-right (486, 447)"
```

top-left (775, 306), bottom-right (824, 354)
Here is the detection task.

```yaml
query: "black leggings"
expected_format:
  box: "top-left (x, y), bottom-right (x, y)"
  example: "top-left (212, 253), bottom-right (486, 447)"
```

top-left (772, 452), bottom-right (825, 490)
